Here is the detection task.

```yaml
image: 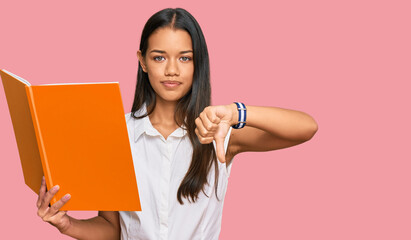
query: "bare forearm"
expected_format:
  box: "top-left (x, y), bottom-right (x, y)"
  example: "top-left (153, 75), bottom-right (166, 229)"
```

top-left (62, 215), bottom-right (120, 240)
top-left (230, 104), bottom-right (318, 142)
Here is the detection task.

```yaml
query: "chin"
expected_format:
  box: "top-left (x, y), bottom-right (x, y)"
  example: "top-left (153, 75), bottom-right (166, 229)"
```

top-left (157, 93), bottom-right (186, 103)
top-left (155, 87), bottom-right (191, 102)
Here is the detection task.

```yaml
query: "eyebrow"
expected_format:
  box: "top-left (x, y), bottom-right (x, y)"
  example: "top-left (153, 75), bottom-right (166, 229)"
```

top-left (149, 49), bottom-right (193, 54)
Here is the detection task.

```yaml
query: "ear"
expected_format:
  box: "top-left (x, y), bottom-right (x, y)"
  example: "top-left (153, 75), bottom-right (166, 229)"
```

top-left (137, 50), bottom-right (148, 73)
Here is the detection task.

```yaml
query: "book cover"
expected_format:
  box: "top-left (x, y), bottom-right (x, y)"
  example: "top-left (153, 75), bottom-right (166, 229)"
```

top-left (1, 69), bottom-right (141, 211)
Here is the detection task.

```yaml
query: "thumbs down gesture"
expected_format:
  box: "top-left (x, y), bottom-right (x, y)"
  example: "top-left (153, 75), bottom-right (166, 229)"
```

top-left (194, 104), bottom-right (237, 163)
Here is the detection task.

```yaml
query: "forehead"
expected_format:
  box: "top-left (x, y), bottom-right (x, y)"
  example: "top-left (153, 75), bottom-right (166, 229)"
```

top-left (147, 27), bottom-right (193, 52)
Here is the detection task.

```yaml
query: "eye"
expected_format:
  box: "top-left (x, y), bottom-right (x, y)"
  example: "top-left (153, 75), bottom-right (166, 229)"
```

top-left (179, 56), bottom-right (192, 62)
top-left (153, 56), bottom-right (165, 62)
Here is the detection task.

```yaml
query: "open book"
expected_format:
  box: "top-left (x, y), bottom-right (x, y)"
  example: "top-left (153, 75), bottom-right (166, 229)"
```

top-left (1, 69), bottom-right (141, 211)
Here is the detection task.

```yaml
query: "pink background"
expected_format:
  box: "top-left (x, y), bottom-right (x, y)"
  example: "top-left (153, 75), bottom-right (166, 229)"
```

top-left (1, 0), bottom-right (410, 239)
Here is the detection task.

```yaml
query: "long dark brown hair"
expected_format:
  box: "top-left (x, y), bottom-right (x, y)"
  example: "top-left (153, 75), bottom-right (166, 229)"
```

top-left (131, 8), bottom-right (219, 204)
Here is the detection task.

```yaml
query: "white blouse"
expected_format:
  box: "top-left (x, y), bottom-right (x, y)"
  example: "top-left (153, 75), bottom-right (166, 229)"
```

top-left (119, 107), bottom-right (233, 240)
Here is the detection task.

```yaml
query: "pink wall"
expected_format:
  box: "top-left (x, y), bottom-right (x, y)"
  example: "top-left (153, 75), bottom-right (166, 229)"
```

top-left (1, 0), bottom-right (410, 239)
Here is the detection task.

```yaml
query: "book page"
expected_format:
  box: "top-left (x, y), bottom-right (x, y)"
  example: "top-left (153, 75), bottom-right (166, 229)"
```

top-left (1, 69), bottom-right (31, 86)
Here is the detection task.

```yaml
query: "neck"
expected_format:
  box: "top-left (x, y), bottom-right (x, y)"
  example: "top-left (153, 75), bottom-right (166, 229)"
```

top-left (149, 98), bottom-right (179, 128)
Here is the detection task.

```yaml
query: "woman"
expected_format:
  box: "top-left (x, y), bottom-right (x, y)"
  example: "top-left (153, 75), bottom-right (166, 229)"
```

top-left (36, 8), bottom-right (318, 240)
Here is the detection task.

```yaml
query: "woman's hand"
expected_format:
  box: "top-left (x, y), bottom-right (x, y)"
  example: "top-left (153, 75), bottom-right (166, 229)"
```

top-left (37, 176), bottom-right (72, 234)
top-left (195, 104), bottom-right (237, 163)
top-left (196, 104), bottom-right (318, 162)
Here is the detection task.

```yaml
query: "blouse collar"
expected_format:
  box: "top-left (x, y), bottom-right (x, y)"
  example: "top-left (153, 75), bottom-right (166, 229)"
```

top-left (133, 104), bottom-right (187, 142)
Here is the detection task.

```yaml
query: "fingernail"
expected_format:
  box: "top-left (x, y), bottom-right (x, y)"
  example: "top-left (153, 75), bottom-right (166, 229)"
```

top-left (52, 185), bottom-right (60, 191)
top-left (64, 194), bottom-right (71, 200)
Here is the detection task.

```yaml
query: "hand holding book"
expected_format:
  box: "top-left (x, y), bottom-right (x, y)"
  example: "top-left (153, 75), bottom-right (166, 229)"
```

top-left (37, 176), bottom-right (72, 234)
top-left (35, 176), bottom-right (122, 239)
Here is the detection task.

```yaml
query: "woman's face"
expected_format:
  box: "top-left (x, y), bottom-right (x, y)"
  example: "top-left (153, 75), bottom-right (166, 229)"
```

top-left (138, 27), bottom-right (194, 103)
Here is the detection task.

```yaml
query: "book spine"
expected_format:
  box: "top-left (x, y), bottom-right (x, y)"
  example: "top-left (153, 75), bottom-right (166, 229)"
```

top-left (25, 86), bottom-right (55, 203)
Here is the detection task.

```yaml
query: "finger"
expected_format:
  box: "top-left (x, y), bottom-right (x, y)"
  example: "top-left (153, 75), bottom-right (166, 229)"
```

top-left (195, 117), bottom-right (214, 138)
top-left (204, 108), bottom-right (221, 125)
top-left (194, 127), bottom-right (200, 138)
top-left (195, 128), bottom-right (214, 144)
top-left (202, 112), bottom-right (219, 132)
top-left (215, 136), bottom-right (226, 163)
top-left (200, 111), bottom-right (219, 136)
top-left (37, 176), bottom-right (46, 208)
top-left (38, 185), bottom-right (60, 213)
top-left (48, 194), bottom-right (71, 216)
top-left (201, 110), bottom-right (221, 128)
top-left (200, 137), bottom-right (214, 144)
top-left (195, 117), bottom-right (207, 137)
top-left (50, 210), bottom-right (68, 222)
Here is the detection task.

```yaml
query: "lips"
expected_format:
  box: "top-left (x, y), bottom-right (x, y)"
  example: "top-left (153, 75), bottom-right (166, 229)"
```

top-left (161, 81), bottom-right (181, 88)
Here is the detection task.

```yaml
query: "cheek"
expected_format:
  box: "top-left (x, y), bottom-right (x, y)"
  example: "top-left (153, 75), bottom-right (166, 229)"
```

top-left (182, 69), bottom-right (194, 89)
top-left (183, 64), bottom-right (194, 81)
top-left (146, 66), bottom-right (164, 83)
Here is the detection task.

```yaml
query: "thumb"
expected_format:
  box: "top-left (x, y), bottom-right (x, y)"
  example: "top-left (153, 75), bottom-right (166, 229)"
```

top-left (215, 136), bottom-right (226, 163)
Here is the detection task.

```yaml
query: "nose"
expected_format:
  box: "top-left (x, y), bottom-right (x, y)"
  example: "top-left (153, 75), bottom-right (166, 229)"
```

top-left (165, 59), bottom-right (179, 76)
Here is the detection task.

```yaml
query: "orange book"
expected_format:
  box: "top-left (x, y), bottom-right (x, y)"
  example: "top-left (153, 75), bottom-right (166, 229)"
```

top-left (1, 69), bottom-right (141, 211)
